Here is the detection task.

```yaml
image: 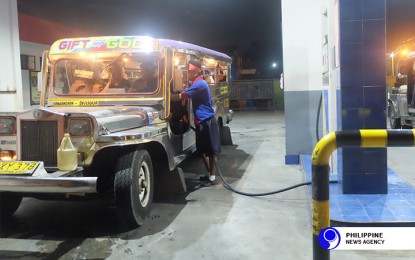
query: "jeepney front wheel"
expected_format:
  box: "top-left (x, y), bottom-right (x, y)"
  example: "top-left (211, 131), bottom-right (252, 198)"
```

top-left (114, 149), bottom-right (154, 228)
top-left (389, 105), bottom-right (401, 129)
top-left (0, 192), bottom-right (22, 221)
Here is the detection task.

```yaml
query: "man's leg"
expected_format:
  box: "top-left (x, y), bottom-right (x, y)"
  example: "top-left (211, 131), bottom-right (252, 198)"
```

top-left (199, 154), bottom-right (210, 182)
top-left (208, 154), bottom-right (217, 177)
top-left (202, 154), bottom-right (210, 172)
top-left (200, 154), bottom-right (218, 186)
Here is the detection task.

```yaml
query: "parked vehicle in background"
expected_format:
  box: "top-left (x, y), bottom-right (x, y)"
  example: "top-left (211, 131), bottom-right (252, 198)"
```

top-left (388, 52), bottom-right (415, 129)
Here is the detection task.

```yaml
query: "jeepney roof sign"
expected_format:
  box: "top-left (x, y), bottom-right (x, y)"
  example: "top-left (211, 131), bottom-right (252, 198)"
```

top-left (50, 36), bottom-right (162, 55)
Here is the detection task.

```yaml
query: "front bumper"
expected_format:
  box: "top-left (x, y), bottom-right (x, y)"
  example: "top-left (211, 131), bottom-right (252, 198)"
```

top-left (0, 176), bottom-right (97, 193)
top-left (0, 163), bottom-right (97, 193)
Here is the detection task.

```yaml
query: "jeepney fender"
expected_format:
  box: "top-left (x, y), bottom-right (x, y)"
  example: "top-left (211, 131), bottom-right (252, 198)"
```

top-left (91, 134), bottom-right (177, 172)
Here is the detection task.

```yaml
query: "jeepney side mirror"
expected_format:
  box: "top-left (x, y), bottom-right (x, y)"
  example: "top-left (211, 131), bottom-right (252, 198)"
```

top-left (173, 70), bottom-right (188, 92)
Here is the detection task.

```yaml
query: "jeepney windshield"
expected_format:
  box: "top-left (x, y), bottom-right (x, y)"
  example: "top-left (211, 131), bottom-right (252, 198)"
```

top-left (54, 54), bottom-right (159, 95)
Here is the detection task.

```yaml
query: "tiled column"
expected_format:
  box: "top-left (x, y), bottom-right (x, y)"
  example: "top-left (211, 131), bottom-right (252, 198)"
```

top-left (339, 0), bottom-right (387, 194)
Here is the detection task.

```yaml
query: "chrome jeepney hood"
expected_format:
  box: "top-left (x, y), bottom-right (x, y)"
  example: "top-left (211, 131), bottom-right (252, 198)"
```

top-left (42, 106), bottom-right (159, 134)
top-left (9, 106), bottom-right (161, 167)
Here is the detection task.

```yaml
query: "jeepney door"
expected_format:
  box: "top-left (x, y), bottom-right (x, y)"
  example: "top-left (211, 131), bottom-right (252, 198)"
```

top-left (165, 47), bottom-right (173, 118)
top-left (169, 51), bottom-right (195, 150)
top-left (170, 53), bottom-right (191, 135)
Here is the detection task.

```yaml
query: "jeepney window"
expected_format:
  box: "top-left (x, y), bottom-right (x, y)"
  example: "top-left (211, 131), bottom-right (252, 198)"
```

top-left (216, 62), bottom-right (228, 83)
top-left (174, 53), bottom-right (186, 69)
top-left (203, 68), bottom-right (215, 84)
top-left (54, 54), bottom-right (159, 95)
top-left (173, 52), bottom-right (189, 92)
top-left (55, 61), bottom-right (70, 94)
top-left (200, 60), bottom-right (214, 84)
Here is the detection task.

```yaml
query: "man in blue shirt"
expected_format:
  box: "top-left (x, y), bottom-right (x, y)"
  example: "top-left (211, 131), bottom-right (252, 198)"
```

top-left (180, 59), bottom-right (221, 186)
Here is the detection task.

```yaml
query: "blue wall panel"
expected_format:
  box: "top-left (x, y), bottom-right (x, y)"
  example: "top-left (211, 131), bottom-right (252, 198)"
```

top-left (340, 43), bottom-right (363, 66)
top-left (340, 0), bottom-right (362, 21)
top-left (338, 0), bottom-right (387, 194)
top-left (341, 64), bottom-right (364, 88)
top-left (363, 0), bottom-right (385, 19)
top-left (342, 87), bottom-right (363, 109)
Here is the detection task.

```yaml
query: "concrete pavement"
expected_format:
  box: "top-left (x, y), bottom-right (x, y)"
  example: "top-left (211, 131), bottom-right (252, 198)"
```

top-left (1, 111), bottom-right (415, 259)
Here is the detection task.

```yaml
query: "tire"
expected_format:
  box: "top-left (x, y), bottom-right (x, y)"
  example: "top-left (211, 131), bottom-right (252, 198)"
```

top-left (220, 126), bottom-right (233, 145)
top-left (114, 149), bottom-right (154, 228)
top-left (0, 192), bottom-right (22, 221)
top-left (389, 106), bottom-right (401, 129)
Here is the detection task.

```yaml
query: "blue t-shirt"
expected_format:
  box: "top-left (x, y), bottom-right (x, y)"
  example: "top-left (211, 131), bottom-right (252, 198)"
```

top-left (184, 77), bottom-right (215, 122)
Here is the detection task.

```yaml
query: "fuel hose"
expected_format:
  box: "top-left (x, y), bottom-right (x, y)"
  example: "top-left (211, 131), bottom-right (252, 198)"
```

top-left (214, 160), bottom-right (338, 197)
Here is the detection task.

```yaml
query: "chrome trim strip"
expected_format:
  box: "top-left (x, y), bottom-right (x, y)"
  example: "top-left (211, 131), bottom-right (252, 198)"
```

top-left (96, 127), bottom-right (168, 142)
top-left (0, 176), bottom-right (97, 193)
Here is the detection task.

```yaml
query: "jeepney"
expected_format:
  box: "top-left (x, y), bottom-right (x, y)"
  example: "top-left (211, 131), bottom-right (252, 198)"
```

top-left (0, 36), bottom-right (233, 227)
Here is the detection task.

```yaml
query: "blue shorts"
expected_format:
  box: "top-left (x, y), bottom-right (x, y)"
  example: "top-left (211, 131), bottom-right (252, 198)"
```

top-left (196, 117), bottom-right (221, 156)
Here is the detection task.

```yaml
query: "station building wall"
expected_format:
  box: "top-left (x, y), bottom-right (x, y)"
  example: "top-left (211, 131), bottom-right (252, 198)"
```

top-left (0, 5), bottom-right (94, 111)
top-left (281, 0), bottom-right (327, 164)
top-left (0, 0), bottom-right (24, 111)
top-left (282, 0), bottom-right (387, 194)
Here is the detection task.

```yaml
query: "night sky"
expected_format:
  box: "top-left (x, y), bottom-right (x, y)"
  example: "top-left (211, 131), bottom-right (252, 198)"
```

top-left (16, 0), bottom-right (415, 76)
top-left (386, 0), bottom-right (415, 53)
top-left (17, 0), bottom-right (283, 77)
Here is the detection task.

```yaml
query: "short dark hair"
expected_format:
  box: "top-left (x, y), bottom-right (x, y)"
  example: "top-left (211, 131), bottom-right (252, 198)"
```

top-left (188, 59), bottom-right (202, 69)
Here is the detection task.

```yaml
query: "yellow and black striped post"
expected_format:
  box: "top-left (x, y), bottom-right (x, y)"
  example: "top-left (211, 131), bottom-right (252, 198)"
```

top-left (312, 129), bottom-right (415, 260)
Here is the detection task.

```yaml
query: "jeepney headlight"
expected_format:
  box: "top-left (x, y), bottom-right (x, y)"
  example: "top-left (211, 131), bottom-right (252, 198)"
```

top-left (0, 150), bottom-right (17, 161)
top-left (68, 118), bottom-right (92, 136)
top-left (0, 117), bottom-right (16, 135)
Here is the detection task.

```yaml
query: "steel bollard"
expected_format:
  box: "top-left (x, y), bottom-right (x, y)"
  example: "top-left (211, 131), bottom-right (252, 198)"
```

top-left (311, 129), bottom-right (415, 260)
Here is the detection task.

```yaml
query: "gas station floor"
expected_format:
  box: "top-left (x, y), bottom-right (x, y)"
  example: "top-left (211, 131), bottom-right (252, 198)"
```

top-left (302, 155), bottom-right (415, 225)
top-left (1, 111), bottom-right (415, 259)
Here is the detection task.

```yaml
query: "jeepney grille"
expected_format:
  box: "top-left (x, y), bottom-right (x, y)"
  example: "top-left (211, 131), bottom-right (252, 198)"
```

top-left (21, 121), bottom-right (59, 166)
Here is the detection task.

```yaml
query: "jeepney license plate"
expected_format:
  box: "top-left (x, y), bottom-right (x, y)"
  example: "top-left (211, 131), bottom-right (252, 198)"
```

top-left (0, 161), bottom-right (40, 175)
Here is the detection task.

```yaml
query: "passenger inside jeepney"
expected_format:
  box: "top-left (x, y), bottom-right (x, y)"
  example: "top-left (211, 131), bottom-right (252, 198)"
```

top-left (203, 70), bottom-right (214, 84)
top-left (100, 58), bottom-right (131, 90)
top-left (69, 61), bottom-right (96, 94)
top-left (70, 74), bottom-right (111, 94)
top-left (216, 67), bottom-right (227, 82)
top-left (71, 76), bottom-right (111, 94)
top-left (92, 81), bottom-right (111, 93)
top-left (128, 60), bottom-right (158, 93)
top-left (70, 79), bottom-right (92, 94)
